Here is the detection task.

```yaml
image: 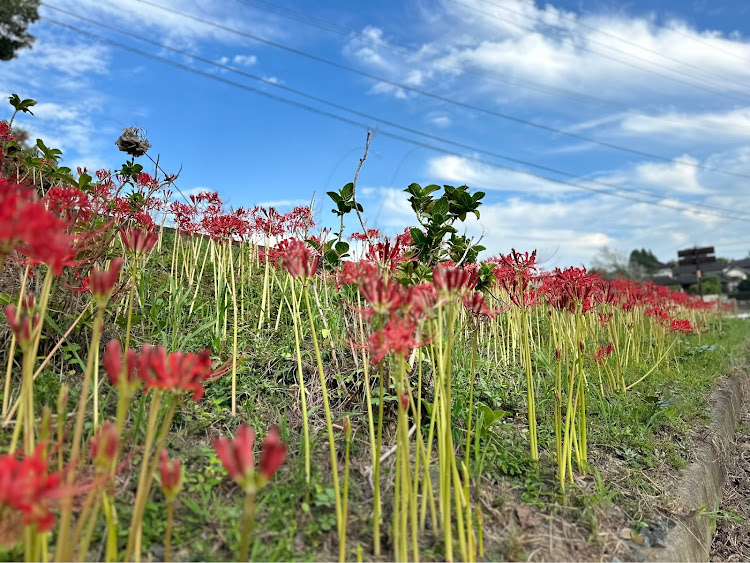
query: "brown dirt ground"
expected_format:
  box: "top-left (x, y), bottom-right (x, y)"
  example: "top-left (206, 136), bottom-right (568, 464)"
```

top-left (710, 396), bottom-right (750, 561)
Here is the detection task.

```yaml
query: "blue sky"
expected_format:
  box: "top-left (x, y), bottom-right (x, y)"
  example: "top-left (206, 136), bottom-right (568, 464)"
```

top-left (2, 0), bottom-right (750, 268)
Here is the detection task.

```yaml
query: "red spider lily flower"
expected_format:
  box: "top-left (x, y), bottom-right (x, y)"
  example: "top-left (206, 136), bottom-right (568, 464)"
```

top-left (350, 229), bottom-right (381, 242)
top-left (258, 426), bottom-right (286, 484)
top-left (213, 423), bottom-right (256, 492)
top-left (102, 340), bottom-right (139, 392)
top-left (368, 319), bottom-right (420, 365)
top-left (90, 421), bottom-right (120, 468)
top-left (552, 266), bottom-right (601, 313)
top-left (137, 344), bottom-right (213, 401)
top-left (279, 239), bottom-right (319, 279)
top-left (89, 258), bottom-right (123, 308)
top-left (0, 446), bottom-right (63, 533)
top-left (598, 312), bottom-right (613, 328)
top-left (432, 264), bottom-right (477, 294)
top-left (669, 319), bottom-right (695, 334)
top-left (120, 226), bottom-right (158, 254)
top-left (405, 283), bottom-right (438, 320)
top-left (45, 186), bottom-right (92, 227)
top-left (0, 177), bottom-right (75, 275)
top-left (462, 290), bottom-right (504, 319)
top-left (365, 238), bottom-right (406, 269)
top-left (645, 306), bottom-right (670, 323)
top-left (338, 260), bottom-right (379, 287)
top-left (159, 450), bottom-right (183, 500)
top-left (358, 275), bottom-right (405, 316)
top-left (592, 344), bottom-right (614, 365)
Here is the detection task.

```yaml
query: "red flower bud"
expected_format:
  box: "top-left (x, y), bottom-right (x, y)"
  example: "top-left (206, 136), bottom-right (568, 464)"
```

top-left (258, 425), bottom-right (286, 484)
top-left (555, 347), bottom-right (561, 360)
top-left (213, 423), bottom-right (256, 492)
top-left (89, 258), bottom-right (123, 307)
top-left (102, 339), bottom-right (139, 391)
top-left (400, 392), bottom-right (409, 411)
top-left (579, 340), bottom-right (585, 352)
top-left (90, 421), bottom-right (120, 468)
top-left (159, 449), bottom-right (183, 499)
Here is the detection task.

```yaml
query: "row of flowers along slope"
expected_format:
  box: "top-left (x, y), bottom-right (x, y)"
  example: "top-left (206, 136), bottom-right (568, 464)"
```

top-left (0, 95), bottom-right (722, 562)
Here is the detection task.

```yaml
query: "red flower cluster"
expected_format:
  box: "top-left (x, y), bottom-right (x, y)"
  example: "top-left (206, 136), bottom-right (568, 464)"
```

top-left (0, 177), bottom-right (74, 274)
top-left (278, 239), bottom-right (319, 279)
top-left (670, 319), bottom-right (695, 333)
top-left (368, 319), bottom-right (420, 365)
top-left (102, 340), bottom-right (213, 400)
top-left (592, 344), bottom-right (615, 365)
top-left (432, 264), bottom-right (478, 294)
top-left (138, 344), bottom-right (213, 401)
top-left (0, 446), bottom-right (63, 532)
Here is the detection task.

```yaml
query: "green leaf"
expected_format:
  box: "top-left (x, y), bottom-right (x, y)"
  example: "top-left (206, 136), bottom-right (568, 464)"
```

top-left (327, 191), bottom-right (343, 204)
top-left (341, 182), bottom-right (354, 200)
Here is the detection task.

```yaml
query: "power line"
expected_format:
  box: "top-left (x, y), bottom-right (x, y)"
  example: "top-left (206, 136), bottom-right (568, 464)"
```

top-left (235, 0), bottom-right (635, 113)
top-left (38, 15), bottom-right (750, 225)
top-left (236, 0), bottom-right (747, 138)
top-left (667, 25), bottom-right (750, 64)
top-left (39, 7), bottom-right (750, 220)
top-left (472, 0), bottom-right (750, 94)
top-left (449, 0), bottom-right (750, 103)
top-left (61, 0), bottom-right (750, 183)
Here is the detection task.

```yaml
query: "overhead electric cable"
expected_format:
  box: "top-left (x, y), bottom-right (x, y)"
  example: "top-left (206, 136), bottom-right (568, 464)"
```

top-left (472, 0), bottom-right (750, 93)
top-left (51, 0), bottom-right (750, 182)
top-left (449, 0), bottom-right (750, 102)
top-left (39, 15), bottom-right (750, 224)
top-left (236, 0), bottom-right (747, 136)
top-left (40, 6), bottom-right (750, 220)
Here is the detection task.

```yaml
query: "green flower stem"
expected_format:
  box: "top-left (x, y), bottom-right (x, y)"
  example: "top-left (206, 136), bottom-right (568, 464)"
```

top-left (373, 361), bottom-right (384, 556)
top-left (55, 304), bottom-right (105, 562)
top-left (124, 389), bottom-right (165, 562)
top-left (354, 293), bottom-right (380, 555)
top-left (1, 265), bottom-right (29, 417)
top-left (288, 279), bottom-right (311, 483)
top-left (229, 245), bottom-right (239, 415)
top-left (341, 423), bottom-right (351, 563)
top-left (238, 490), bottom-right (257, 562)
top-left (102, 494), bottom-right (118, 563)
top-left (302, 286), bottom-right (343, 559)
top-left (164, 499), bottom-right (175, 562)
top-left (464, 328), bottom-right (478, 470)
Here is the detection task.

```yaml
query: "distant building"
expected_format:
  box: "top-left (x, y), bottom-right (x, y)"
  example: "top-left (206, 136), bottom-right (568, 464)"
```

top-left (651, 257), bottom-right (749, 294)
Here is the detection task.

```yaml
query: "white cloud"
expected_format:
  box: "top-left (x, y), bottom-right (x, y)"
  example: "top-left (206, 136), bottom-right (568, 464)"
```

top-left (233, 54), bottom-right (257, 66)
top-left (428, 114), bottom-right (452, 127)
top-left (619, 107), bottom-right (750, 140)
top-left (427, 154), bottom-right (573, 194)
top-left (635, 156), bottom-right (706, 194)
top-left (41, 0), bottom-right (285, 48)
top-left (344, 0), bottom-right (750, 107)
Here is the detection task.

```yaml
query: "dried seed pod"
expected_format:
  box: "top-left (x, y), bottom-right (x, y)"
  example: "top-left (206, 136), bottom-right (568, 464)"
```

top-left (115, 126), bottom-right (151, 157)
